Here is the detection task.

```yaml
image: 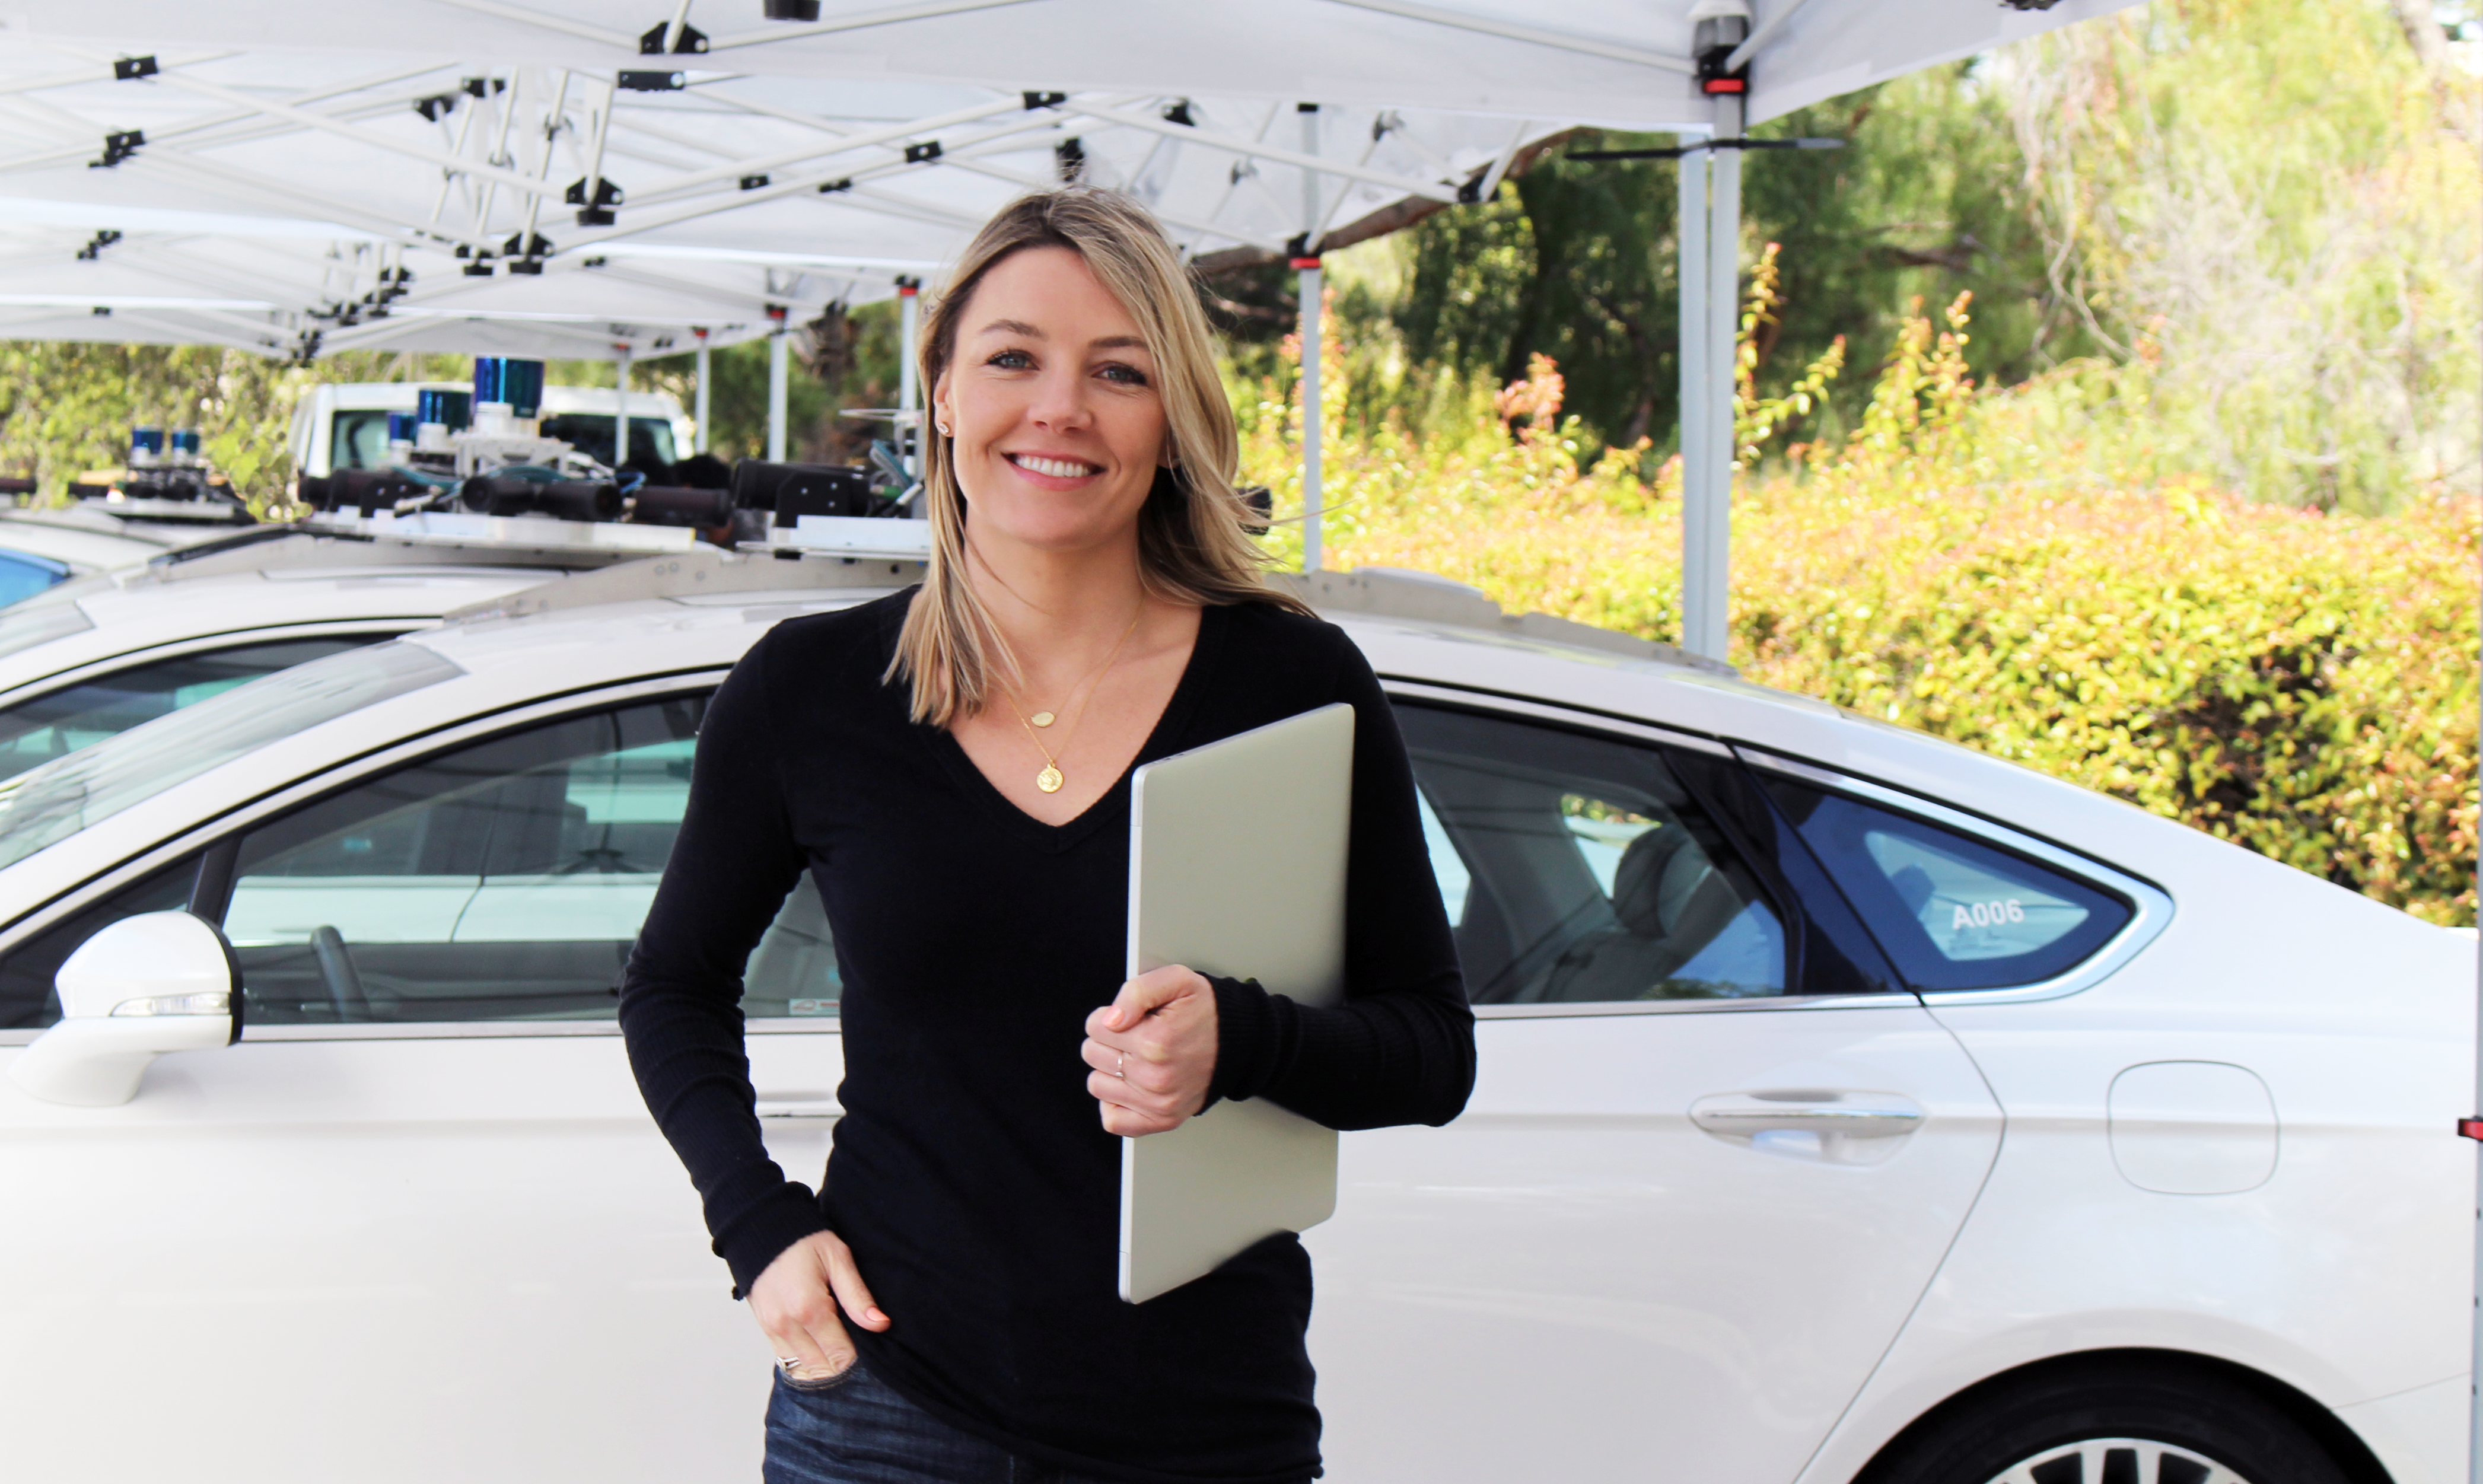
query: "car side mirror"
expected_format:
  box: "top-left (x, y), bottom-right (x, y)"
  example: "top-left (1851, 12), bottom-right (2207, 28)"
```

top-left (8, 912), bottom-right (238, 1107)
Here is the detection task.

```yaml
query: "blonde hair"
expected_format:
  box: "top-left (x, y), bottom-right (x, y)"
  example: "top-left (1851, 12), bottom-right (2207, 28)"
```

top-left (888, 188), bottom-right (1308, 727)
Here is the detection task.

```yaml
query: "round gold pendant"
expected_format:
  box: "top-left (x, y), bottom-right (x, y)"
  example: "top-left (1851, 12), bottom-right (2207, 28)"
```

top-left (1030, 711), bottom-right (1056, 728)
top-left (1036, 764), bottom-right (1064, 794)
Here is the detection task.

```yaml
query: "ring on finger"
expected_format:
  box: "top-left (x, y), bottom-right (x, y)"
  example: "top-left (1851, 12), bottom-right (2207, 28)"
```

top-left (1116, 1049), bottom-right (1127, 1079)
top-left (776, 1355), bottom-right (806, 1374)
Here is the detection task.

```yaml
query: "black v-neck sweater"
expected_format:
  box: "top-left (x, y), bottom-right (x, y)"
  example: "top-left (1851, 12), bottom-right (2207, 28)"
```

top-left (620, 591), bottom-right (1473, 1484)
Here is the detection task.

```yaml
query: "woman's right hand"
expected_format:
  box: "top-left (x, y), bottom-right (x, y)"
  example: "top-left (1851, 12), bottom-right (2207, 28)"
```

top-left (749, 1230), bottom-right (890, 1381)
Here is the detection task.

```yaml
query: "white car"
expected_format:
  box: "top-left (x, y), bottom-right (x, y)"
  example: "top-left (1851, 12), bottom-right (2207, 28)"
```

top-left (0, 514), bottom-right (701, 786)
top-left (0, 559), bottom-right (2463, 1484)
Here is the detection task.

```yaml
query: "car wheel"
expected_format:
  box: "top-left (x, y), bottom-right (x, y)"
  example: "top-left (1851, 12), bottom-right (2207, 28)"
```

top-left (1861, 1356), bottom-right (2355, 1484)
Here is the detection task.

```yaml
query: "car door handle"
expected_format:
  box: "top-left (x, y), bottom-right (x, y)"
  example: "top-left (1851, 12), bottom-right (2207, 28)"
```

top-left (755, 1094), bottom-right (843, 1121)
top-left (1689, 1091), bottom-right (1925, 1137)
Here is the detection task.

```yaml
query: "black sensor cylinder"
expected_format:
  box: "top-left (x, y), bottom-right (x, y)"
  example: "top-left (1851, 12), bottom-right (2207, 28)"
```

top-left (631, 483), bottom-right (736, 528)
top-left (459, 473), bottom-right (621, 522)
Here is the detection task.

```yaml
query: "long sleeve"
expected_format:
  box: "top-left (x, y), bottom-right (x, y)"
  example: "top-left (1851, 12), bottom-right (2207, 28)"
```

top-left (619, 630), bottom-right (827, 1298)
top-left (1206, 627), bottom-right (1475, 1130)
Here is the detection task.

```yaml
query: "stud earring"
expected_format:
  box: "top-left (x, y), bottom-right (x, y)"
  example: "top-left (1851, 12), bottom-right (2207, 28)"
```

top-left (936, 421), bottom-right (951, 437)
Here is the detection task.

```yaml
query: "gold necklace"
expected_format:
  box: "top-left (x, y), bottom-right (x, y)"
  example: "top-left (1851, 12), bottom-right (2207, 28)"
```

top-left (1012, 605), bottom-right (1142, 794)
top-left (1023, 606), bottom-right (1136, 729)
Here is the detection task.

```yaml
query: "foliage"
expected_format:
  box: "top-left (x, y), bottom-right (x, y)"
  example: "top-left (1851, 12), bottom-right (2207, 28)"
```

top-left (2002, 0), bottom-right (2481, 512)
top-left (1236, 279), bottom-right (2481, 926)
top-left (1338, 0), bottom-right (2478, 511)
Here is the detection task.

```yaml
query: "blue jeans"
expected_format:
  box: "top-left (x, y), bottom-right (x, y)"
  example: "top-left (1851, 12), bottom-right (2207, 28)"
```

top-left (763, 1362), bottom-right (1132, 1484)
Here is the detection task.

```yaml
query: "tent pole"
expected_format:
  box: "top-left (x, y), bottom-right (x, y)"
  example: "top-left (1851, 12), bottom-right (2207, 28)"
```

top-left (898, 278), bottom-right (921, 476)
top-left (1298, 103), bottom-right (1323, 574)
top-left (693, 330), bottom-right (710, 456)
top-left (1694, 97), bottom-right (1745, 663)
top-left (1677, 135), bottom-right (1711, 658)
top-left (614, 343), bottom-right (632, 473)
top-left (766, 308), bottom-right (789, 463)
top-left (2470, 91), bottom-right (2483, 1484)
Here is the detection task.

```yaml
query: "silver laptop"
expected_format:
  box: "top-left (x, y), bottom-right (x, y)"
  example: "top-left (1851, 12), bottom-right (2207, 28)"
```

top-left (1119, 702), bottom-right (1355, 1303)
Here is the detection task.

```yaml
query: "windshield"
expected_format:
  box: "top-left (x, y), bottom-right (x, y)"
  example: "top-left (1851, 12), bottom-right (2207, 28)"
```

top-left (330, 409), bottom-right (397, 471)
top-left (0, 640), bottom-right (461, 871)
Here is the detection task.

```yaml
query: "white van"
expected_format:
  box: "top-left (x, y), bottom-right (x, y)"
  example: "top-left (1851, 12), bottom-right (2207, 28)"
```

top-left (289, 383), bottom-right (699, 478)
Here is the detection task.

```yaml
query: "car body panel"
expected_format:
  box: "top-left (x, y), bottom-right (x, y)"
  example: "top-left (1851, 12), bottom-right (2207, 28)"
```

top-left (1307, 1004), bottom-right (2003, 1481)
top-left (0, 1024), bottom-right (841, 1483)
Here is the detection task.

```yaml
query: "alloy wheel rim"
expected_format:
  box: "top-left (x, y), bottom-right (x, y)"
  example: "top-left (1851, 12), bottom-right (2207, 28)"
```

top-left (1985, 1438), bottom-right (2250, 1484)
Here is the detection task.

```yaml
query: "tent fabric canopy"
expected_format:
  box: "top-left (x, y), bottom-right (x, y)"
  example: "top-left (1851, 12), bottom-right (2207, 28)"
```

top-left (13, 0), bottom-right (2135, 129)
top-left (0, 0), bottom-right (2132, 359)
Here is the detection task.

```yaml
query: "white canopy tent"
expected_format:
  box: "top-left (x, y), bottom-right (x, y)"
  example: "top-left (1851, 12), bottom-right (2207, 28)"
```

top-left (0, 0), bottom-right (2140, 642)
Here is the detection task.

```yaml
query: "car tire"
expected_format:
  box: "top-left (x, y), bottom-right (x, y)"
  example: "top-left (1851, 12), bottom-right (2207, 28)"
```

top-left (1860, 1354), bottom-right (2357, 1484)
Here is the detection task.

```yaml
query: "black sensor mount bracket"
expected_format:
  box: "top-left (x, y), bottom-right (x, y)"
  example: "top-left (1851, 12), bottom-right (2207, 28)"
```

top-left (739, 173), bottom-right (771, 190)
top-left (414, 93), bottom-right (458, 123)
top-left (463, 77), bottom-right (506, 97)
top-left (113, 55), bottom-right (158, 81)
top-left (1055, 137), bottom-right (1085, 182)
top-left (817, 177), bottom-right (853, 194)
top-left (1022, 90), bottom-right (1067, 110)
top-left (618, 70), bottom-right (686, 91)
top-left (1163, 100), bottom-right (1196, 126)
top-left (903, 140), bottom-right (941, 164)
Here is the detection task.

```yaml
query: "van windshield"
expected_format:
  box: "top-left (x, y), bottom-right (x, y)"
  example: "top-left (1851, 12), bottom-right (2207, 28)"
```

top-left (0, 640), bottom-right (461, 871)
top-left (330, 409), bottom-right (399, 471)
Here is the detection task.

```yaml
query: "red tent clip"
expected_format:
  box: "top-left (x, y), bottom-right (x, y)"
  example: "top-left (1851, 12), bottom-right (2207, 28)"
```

top-left (2459, 1118), bottom-right (2483, 1141)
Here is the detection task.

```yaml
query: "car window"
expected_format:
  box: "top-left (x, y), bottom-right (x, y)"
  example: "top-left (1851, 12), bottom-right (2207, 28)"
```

top-left (1396, 705), bottom-right (1787, 1004)
top-left (0, 550), bottom-right (72, 607)
top-left (218, 694), bottom-right (832, 1026)
top-left (0, 636), bottom-right (387, 784)
top-left (1758, 773), bottom-right (2135, 991)
top-left (0, 640), bottom-right (461, 872)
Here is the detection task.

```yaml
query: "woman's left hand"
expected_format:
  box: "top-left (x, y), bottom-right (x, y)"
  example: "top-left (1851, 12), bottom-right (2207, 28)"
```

top-left (1082, 965), bottom-right (1218, 1136)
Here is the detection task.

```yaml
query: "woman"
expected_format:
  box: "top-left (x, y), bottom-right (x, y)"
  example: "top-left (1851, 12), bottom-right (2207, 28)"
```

top-left (620, 188), bottom-right (1473, 1484)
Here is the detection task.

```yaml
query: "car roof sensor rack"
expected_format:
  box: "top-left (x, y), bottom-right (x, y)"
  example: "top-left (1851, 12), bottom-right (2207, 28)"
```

top-left (740, 513), bottom-right (934, 562)
top-left (300, 509), bottom-right (702, 556)
top-left (1272, 566), bottom-right (1735, 676)
top-left (443, 543), bottom-right (928, 628)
